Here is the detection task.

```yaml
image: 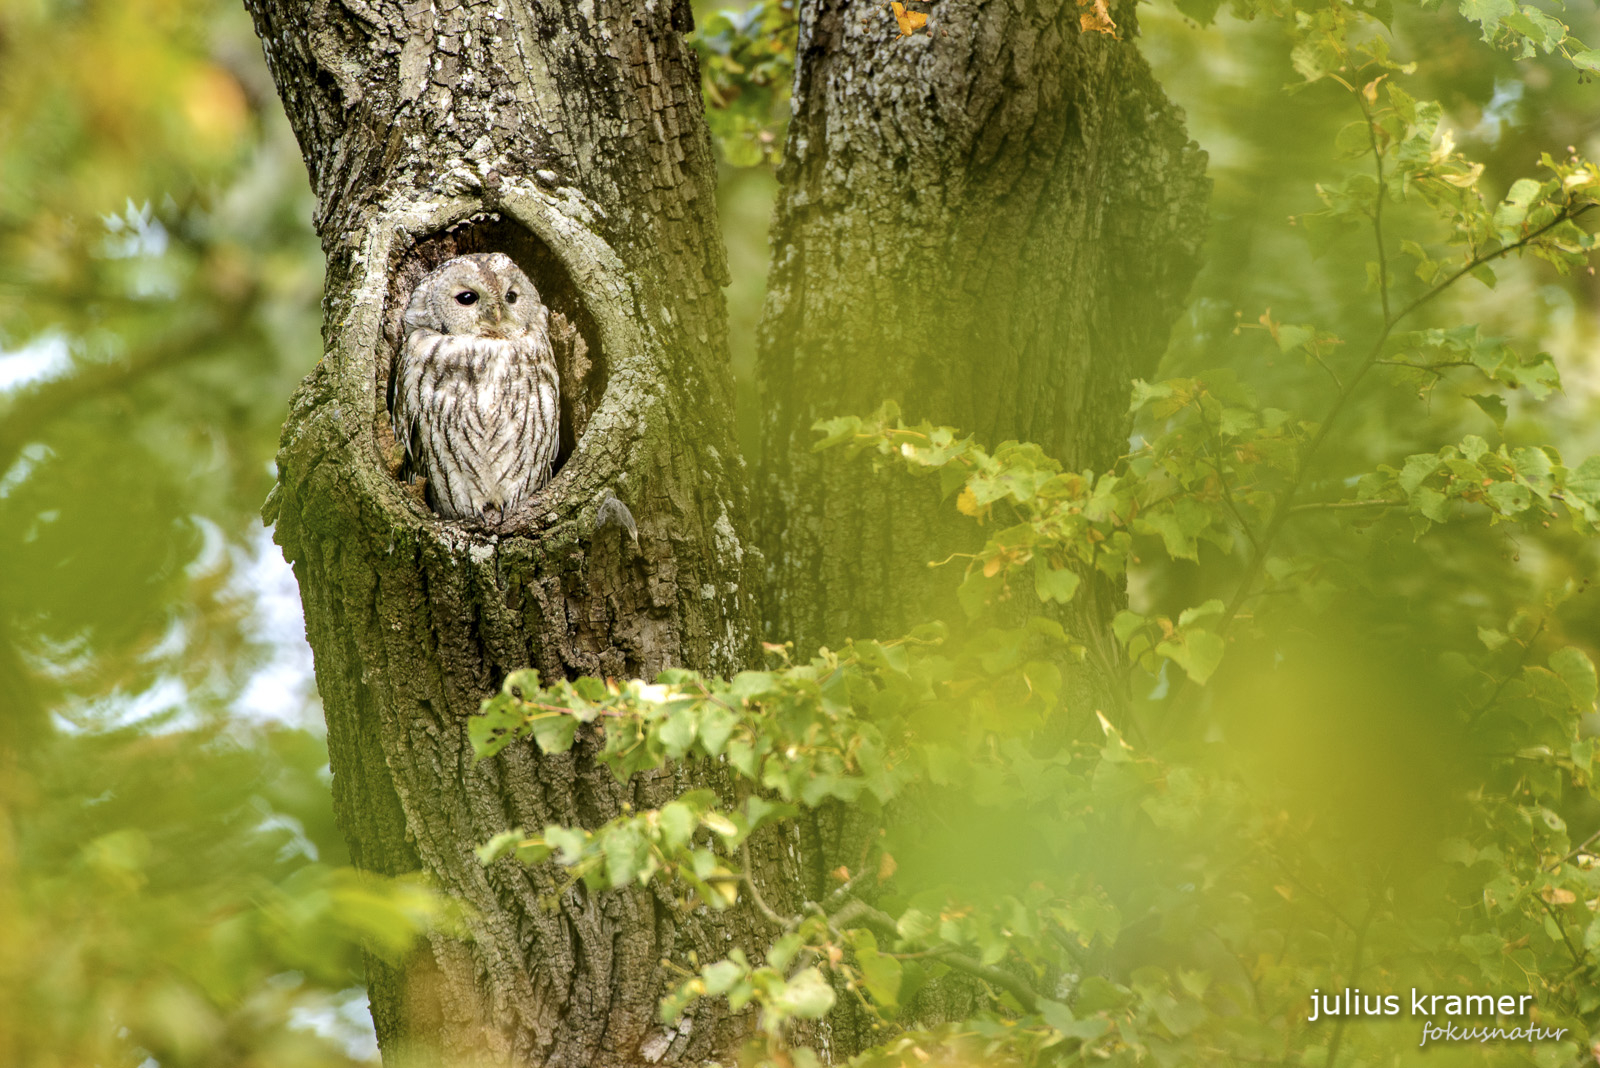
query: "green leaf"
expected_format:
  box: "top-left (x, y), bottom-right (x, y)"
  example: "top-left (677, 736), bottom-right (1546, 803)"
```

top-left (531, 714), bottom-right (578, 754)
top-left (658, 702), bottom-right (698, 756)
top-left (1157, 629), bottom-right (1226, 685)
top-left (1174, 0), bottom-right (1223, 24)
top-left (1033, 558), bottom-right (1081, 604)
top-left (768, 932), bottom-right (804, 973)
top-left (774, 967), bottom-right (837, 1019)
top-left (699, 704), bottom-right (736, 756)
top-left (1466, 393), bottom-right (1507, 428)
top-left (1177, 599), bottom-right (1225, 628)
top-left (853, 932), bottom-right (904, 1009)
top-left (1399, 453), bottom-right (1441, 494)
top-left (812, 415), bottom-right (863, 449)
top-left (1039, 998), bottom-right (1077, 1033)
top-left (1571, 49), bottom-right (1600, 74)
top-left (1112, 610), bottom-right (1147, 646)
top-left (728, 671), bottom-right (776, 702)
top-left (1564, 456), bottom-right (1600, 513)
top-left (469, 699), bottom-right (524, 759)
top-left (1413, 486), bottom-right (1451, 523)
top-left (658, 801), bottom-right (698, 852)
top-left (1493, 177), bottom-right (1544, 235)
top-left (1501, 8), bottom-right (1566, 51)
top-left (1486, 480), bottom-right (1531, 515)
top-left (544, 825), bottom-right (589, 867)
top-left (601, 824), bottom-right (652, 887)
top-left (1458, 0), bottom-right (1515, 38)
top-left (702, 957), bottom-right (746, 997)
top-left (475, 830), bottom-right (525, 865)
top-left (1551, 647), bottom-right (1598, 707)
top-left (897, 907), bottom-right (937, 943)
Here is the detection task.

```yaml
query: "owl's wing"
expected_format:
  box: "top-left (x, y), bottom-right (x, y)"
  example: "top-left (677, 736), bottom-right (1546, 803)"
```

top-left (392, 332), bottom-right (430, 484)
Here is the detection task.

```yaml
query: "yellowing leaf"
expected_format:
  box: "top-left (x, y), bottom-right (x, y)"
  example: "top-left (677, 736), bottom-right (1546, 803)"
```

top-left (1078, 0), bottom-right (1118, 36)
top-left (890, 2), bottom-right (928, 35)
top-left (878, 851), bottom-right (898, 881)
top-left (955, 486), bottom-right (984, 517)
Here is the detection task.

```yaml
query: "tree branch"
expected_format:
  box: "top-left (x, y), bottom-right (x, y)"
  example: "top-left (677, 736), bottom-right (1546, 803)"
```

top-left (0, 299), bottom-right (255, 476)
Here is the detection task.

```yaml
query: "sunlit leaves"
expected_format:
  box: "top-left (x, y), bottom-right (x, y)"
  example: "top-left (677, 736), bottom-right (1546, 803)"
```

top-left (475, 790), bottom-right (756, 908)
top-left (1382, 325), bottom-right (1559, 399)
top-left (1116, 601), bottom-right (1229, 684)
top-left (1350, 436), bottom-right (1600, 534)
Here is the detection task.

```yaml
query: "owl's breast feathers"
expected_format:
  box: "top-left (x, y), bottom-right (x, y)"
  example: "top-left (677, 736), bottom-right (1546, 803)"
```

top-left (394, 326), bottom-right (560, 523)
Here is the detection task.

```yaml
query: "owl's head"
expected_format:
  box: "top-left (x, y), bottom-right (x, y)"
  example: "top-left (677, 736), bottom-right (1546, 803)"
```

top-left (403, 252), bottom-right (548, 339)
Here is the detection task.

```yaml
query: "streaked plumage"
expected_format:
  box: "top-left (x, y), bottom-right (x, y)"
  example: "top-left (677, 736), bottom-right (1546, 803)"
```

top-left (393, 252), bottom-right (560, 522)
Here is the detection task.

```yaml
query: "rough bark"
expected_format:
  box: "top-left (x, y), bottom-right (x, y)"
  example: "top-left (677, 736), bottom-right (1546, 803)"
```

top-left (753, 9), bottom-right (1208, 1050)
top-left (757, 0), bottom-right (1210, 693)
top-left (243, 2), bottom-right (764, 1064)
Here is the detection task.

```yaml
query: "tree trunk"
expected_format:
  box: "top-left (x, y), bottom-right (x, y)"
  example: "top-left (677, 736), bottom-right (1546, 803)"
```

top-left (756, 0), bottom-right (1209, 689)
top-left (242, 1), bottom-right (764, 1064)
top-left (753, 7), bottom-right (1208, 1050)
top-left (246, 0), bottom-right (1207, 1062)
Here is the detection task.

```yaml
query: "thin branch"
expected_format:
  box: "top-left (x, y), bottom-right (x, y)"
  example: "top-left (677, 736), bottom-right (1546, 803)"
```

top-left (1373, 359), bottom-right (1476, 376)
top-left (1308, 346), bottom-right (1345, 390)
top-left (0, 298), bottom-right (256, 476)
top-left (832, 899), bottom-right (1042, 1013)
top-left (1288, 498), bottom-right (1404, 513)
top-left (1198, 400), bottom-right (1263, 555)
top-left (1047, 926), bottom-right (1093, 969)
top-left (1549, 826), bottom-right (1600, 872)
top-left (1324, 899), bottom-right (1377, 1068)
top-left (741, 841), bottom-right (800, 928)
top-left (1357, 91), bottom-right (1393, 325)
top-left (1536, 895), bottom-right (1588, 971)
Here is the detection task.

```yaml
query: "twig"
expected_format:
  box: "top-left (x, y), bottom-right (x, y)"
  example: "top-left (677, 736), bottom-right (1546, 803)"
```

top-left (1357, 90), bottom-right (1393, 326)
top-left (1198, 400), bottom-right (1264, 555)
top-left (830, 899), bottom-right (1043, 1013)
top-left (1549, 826), bottom-right (1600, 872)
top-left (1287, 498), bottom-right (1404, 513)
top-left (1325, 899), bottom-right (1377, 1068)
top-left (1157, 199), bottom-right (1599, 737)
top-left (741, 841), bottom-right (800, 928)
top-left (1536, 895), bottom-right (1588, 971)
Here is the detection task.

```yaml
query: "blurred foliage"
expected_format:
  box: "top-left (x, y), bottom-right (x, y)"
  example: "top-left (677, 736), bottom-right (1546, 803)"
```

top-left (0, 1), bottom-right (445, 1065)
top-left (691, 1), bottom-right (797, 167)
top-left (0, 0), bottom-right (325, 742)
top-left (0, 726), bottom-right (455, 1068)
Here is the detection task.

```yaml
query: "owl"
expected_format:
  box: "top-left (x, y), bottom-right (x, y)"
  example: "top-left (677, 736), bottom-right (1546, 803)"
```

top-left (393, 253), bottom-right (560, 523)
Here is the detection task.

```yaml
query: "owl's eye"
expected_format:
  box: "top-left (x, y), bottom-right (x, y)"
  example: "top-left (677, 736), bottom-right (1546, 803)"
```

top-left (454, 291), bottom-right (479, 306)
top-left (506, 290), bottom-right (518, 304)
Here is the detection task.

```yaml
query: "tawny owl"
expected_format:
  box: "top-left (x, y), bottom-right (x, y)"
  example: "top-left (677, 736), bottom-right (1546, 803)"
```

top-left (393, 253), bottom-right (560, 523)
